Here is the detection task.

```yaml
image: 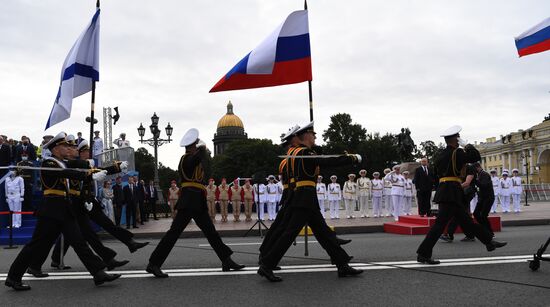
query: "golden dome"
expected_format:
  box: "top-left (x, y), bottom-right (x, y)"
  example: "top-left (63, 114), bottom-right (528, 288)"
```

top-left (217, 101), bottom-right (244, 129)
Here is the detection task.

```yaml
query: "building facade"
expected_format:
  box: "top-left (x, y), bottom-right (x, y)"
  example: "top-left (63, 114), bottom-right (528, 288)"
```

top-left (476, 115), bottom-right (550, 184)
top-left (212, 101), bottom-right (248, 156)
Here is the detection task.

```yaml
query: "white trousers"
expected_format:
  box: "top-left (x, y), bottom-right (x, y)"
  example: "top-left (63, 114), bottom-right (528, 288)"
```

top-left (383, 194), bottom-right (392, 216)
top-left (358, 195), bottom-right (369, 217)
top-left (267, 202), bottom-right (277, 220)
top-left (372, 196), bottom-right (382, 217)
top-left (403, 196), bottom-right (412, 215)
top-left (329, 200), bottom-right (340, 219)
top-left (7, 197), bottom-right (22, 228)
top-left (501, 196), bottom-right (511, 212)
top-left (318, 199), bottom-right (326, 218)
top-left (258, 202), bottom-right (266, 220)
top-left (344, 199), bottom-right (356, 217)
top-left (512, 194), bottom-right (521, 212)
top-left (491, 195), bottom-right (499, 213)
top-left (392, 195), bottom-right (403, 221)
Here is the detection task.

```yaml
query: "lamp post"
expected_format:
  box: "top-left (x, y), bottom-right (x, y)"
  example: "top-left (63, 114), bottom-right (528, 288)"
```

top-left (521, 152), bottom-right (530, 206)
top-left (137, 113), bottom-right (173, 203)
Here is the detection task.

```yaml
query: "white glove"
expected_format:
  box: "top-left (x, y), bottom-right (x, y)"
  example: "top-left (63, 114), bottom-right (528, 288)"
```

top-left (354, 154), bottom-right (362, 164)
top-left (119, 161), bottom-right (129, 172)
top-left (19, 198), bottom-right (24, 202)
top-left (196, 139), bottom-right (206, 148)
top-left (92, 170), bottom-right (107, 182)
top-left (85, 202), bottom-right (93, 211)
top-left (87, 159), bottom-right (95, 168)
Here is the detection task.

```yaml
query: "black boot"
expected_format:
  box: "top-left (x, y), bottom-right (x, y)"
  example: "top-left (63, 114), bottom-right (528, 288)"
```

top-left (128, 240), bottom-right (149, 253)
top-left (106, 258), bottom-right (130, 271)
top-left (222, 257), bottom-right (245, 272)
top-left (5, 278), bottom-right (31, 291)
top-left (486, 240), bottom-right (507, 252)
top-left (417, 255), bottom-right (440, 265)
top-left (26, 268), bottom-right (49, 278)
top-left (146, 263), bottom-right (169, 278)
top-left (93, 270), bottom-right (121, 286)
top-left (337, 264), bottom-right (364, 277)
top-left (336, 237), bottom-right (352, 245)
top-left (257, 265), bottom-right (282, 282)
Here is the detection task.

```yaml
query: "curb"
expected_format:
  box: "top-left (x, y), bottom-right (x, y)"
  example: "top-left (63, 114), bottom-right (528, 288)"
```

top-left (98, 219), bottom-right (550, 240)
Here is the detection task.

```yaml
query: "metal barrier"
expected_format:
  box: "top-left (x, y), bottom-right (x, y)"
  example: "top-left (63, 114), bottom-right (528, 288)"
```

top-left (95, 147), bottom-right (135, 171)
top-left (524, 184), bottom-right (550, 202)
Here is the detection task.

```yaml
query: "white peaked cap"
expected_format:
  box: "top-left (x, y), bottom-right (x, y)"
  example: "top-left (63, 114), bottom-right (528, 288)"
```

top-left (180, 128), bottom-right (199, 147)
top-left (440, 125), bottom-right (462, 137)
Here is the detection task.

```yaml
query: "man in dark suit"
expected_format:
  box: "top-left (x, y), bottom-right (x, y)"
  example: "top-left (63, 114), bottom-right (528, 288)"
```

top-left (413, 157), bottom-right (434, 217)
top-left (146, 180), bottom-right (159, 220)
top-left (112, 177), bottom-right (125, 226)
top-left (136, 179), bottom-right (147, 224)
top-left (123, 177), bottom-right (138, 229)
top-left (14, 136), bottom-right (37, 163)
top-left (0, 135), bottom-right (12, 171)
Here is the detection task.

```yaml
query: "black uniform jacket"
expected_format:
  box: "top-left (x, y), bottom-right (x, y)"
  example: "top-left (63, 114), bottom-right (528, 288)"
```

top-left (433, 145), bottom-right (480, 205)
top-left (176, 147), bottom-right (207, 211)
top-left (290, 146), bottom-right (356, 211)
top-left (38, 157), bottom-right (91, 221)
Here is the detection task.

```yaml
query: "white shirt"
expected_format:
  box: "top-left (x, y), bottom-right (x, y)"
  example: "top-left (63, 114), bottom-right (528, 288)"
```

top-left (511, 176), bottom-right (523, 194)
top-left (370, 179), bottom-right (383, 197)
top-left (491, 175), bottom-right (500, 196)
top-left (266, 183), bottom-right (279, 203)
top-left (327, 183), bottom-right (342, 201)
top-left (93, 137), bottom-right (104, 156)
top-left (115, 138), bottom-right (131, 148)
top-left (316, 183), bottom-right (327, 200)
top-left (256, 184), bottom-right (267, 203)
top-left (383, 176), bottom-right (392, 195)
top-left (499, 177), bottom-right (512, 197)
top-left (384, 172), bottom-right (405, 196)
top-left (343, 180), bottom-right (357, 200)
top-left (5, 176), bottom-right (24, 198)
top-left (404, 178), bottom-right (414, 197)
top-left (357, 177), bottom-right (371, 197)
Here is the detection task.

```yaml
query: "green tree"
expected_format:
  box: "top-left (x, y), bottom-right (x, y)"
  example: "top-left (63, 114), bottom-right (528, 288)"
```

top-left (418, 140), bottom-right (445, 164)
top-left (211, 139), bottom-right (282, 183)
top-left (134, 147), bottom-right (155, 181)
top-left (322, 113), bottom-right (367, 154)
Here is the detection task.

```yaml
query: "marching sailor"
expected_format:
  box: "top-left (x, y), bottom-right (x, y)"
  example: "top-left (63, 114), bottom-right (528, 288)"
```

top-left (146, 128), bottom-right (244, 278)
top-left (416, 125), bottom-right (506, 265)
top-left (5, 132), bottom-right (120, 291)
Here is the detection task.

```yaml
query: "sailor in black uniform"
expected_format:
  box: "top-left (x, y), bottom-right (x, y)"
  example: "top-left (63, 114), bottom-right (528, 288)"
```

top-left (416, 126), bottom-right (507, 264)
top-left (258, 122), bottom-right (363, 282)
top-left (5, 132), bottom-right (121, 291)
top-left (146, 128), bottom-right (244, 278)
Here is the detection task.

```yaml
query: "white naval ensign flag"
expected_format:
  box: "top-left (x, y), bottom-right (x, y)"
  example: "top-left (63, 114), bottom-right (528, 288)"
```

top-left (45, 8), bottom-right (100, 130)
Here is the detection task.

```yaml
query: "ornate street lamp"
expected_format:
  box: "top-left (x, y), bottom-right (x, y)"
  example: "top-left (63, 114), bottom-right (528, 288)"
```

top-left (137, 113), bottom-right (173, 206)
top-left (521, 153), bottom-right (531, 207)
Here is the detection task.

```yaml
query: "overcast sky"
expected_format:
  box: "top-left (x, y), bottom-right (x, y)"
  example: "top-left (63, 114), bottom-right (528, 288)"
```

top-left (1, 0), bottom-right (549, 169)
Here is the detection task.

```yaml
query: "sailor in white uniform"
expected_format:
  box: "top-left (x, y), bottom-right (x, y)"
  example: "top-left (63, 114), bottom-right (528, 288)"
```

top-left (5, 170), bottom-right (25, 228)
top-left (490, 169), bottom-right (500, 213)
top-left (499, 170), bottom-right (512, 213)
top-left (370, 172), bottom-right (383, 217)
top-left (343, 174), bottom-right (357, 219)
top-left (385, 165), bottom-right (405, 221)
top-left (511, 169), bottom-right (523, 213)
top-left (382, 168), bottom-right (393, 217)
top-left (357, 170), bottom-right (371, 218)
top-left (327, 175), bottom-right (342, 219)
top-left (316, 176), bottom-right (327, 218)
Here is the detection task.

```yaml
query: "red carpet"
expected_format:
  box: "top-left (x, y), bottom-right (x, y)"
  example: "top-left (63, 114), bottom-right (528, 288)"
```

top-left (383, 215), bottom-right (501, 235)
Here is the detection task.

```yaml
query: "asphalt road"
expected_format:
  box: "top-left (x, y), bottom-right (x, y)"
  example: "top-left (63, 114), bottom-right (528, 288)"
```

top-left (1, 225), bottom-right (550, 306)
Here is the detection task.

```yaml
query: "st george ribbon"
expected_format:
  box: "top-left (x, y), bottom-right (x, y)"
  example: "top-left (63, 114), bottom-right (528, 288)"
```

top-left (45, 8), bottom-right (100, 130)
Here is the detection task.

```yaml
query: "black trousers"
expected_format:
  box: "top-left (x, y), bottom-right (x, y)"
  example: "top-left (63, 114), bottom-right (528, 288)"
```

top-left (417, 190), bottom-right (432, 216)
top-left (260, 205), bottom-right (340, 258)
top-left (261, 207), bottom-right (350, 268)
top-left (88, 203), bottom-right (134, 245)
top-left (474, 195), bottom-right (494, 237)
top-left (417, 201), bottom-right (493, 258)
top-left (149, 208), bottom-right (233, 267)
top-left (149, 200), bottom-right (157, 219)
top-left (114, 203), bottom-right (122, 226)
top-left (138, 199), bottom-right (147, 222)
top-left (126, 201), bottom-right (137, 227)
top-left (8, 215), bottom-right (105, 281)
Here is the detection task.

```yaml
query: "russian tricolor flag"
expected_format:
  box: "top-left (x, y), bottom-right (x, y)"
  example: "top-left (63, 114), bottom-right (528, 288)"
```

top-left (515, 17), bottom-right (550, 57)
top-left (210, 10), bottom-right (312, 92)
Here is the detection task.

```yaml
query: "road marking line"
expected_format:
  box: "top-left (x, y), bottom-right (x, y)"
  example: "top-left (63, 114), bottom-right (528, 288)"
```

top-left (199, 240), bottom-right (318, 247)
top-left (1, 253), bottom-right (546, 281)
